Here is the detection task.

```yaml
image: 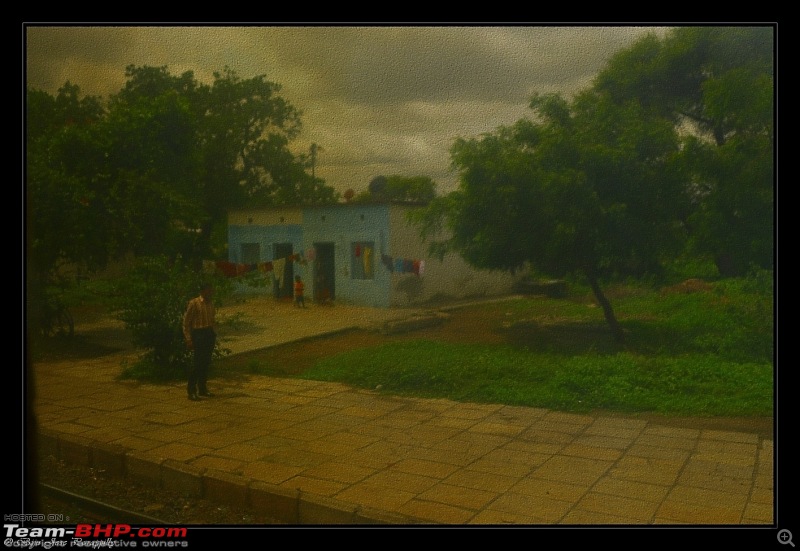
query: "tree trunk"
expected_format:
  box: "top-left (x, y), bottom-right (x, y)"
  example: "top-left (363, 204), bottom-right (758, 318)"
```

top-left (586, 273), bottom-right (625, 344)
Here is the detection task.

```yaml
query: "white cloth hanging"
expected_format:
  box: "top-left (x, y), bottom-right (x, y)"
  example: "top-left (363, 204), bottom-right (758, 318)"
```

top-left (272, 257), bottom-right (287, 289)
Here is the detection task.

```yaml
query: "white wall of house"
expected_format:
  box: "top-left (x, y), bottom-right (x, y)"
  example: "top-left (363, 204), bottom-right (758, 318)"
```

top-left (387, 205), bottom-right (522, 306)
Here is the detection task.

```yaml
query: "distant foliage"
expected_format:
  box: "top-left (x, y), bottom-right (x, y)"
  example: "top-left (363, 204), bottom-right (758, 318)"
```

top-left (356, 175), bottom-right (437, 203)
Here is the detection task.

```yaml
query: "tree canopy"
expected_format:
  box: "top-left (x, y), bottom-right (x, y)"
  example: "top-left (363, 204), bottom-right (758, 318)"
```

top-left (26, 65), bottom-right (338, 336)
top-left (28, 65), bottom-right (338, 268)
top-left (593, 27), bottom-right (774, 276)
top-left (413, 90), bottom-right (685, 343)
top-left (411, 26), bottom-right (774, 342)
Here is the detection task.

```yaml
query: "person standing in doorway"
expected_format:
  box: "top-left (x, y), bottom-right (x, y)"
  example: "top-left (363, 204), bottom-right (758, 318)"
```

top-left (315, 260), bottom-right (330, 304)
top-left (294, 275), bottom-right (306, 308)
top-left (182, 282), bottom-right (217, 401)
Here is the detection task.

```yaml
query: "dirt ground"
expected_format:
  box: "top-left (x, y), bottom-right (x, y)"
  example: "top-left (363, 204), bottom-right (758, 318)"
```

top-left (29, 296), bottom-right (773, 524)
top-left (221, 301), bottom-right (774, 439)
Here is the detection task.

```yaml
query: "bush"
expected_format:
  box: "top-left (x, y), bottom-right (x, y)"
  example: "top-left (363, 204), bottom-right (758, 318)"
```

top-left (109, 255), bottom-right (230, 380)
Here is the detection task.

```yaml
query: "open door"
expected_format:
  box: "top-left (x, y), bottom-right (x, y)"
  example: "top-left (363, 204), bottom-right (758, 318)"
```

top-left (313, 242), bottom-right (335, 303)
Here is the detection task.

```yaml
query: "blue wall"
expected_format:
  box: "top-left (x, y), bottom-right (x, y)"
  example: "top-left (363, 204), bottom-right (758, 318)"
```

top-left (227, 224), bottom-right (303, 263)
top-left (228, 204), bottom-right (394, 307)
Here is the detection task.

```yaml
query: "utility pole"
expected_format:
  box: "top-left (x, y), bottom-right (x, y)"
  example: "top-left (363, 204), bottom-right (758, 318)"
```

top-left (310, 143), bottom-right (323, 178)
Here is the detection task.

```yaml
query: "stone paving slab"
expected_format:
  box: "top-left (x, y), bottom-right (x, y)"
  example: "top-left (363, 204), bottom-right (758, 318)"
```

top-left (31, 297), bottom-right (775, 525)
top-left (33, 364), bottom-right (774, 525)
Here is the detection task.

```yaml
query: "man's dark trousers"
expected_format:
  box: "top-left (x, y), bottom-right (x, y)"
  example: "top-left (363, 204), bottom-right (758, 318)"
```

top-left (189, 327), bottom-right (215, 397)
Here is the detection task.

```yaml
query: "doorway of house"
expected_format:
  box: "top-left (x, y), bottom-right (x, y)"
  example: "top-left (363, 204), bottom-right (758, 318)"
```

top-left (313, 242), bottom-right (335, 303)
top-left (273, 243), bottom-right (294, 300)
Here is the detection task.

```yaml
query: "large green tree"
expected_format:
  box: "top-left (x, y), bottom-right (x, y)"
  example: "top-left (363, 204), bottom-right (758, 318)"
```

top-left (413, 91), bottom-right (685, 343)
top-left (593, 26), bottom-right (774, 276)
top-left (26, 65), bottom-right (337, 335)
top-left (108, 65), bottom-right (339, 257)
top-left (26, 83), bottom-right (113, 336)
top-left (102, 67), bottom-right (206, 259)
top-left (27, 84), bottom-right (108, 274)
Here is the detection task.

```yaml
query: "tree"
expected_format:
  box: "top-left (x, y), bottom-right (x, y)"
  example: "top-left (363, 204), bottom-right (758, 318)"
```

top-left (355, 174), bottom-right (437, 203)
top-left (103, 67), bottom-right (206, 259)
top-left (109, 65), bottom-right (339, 257)
top-left (27, 84), bottom-right (110, 274)
top-left (593, 27), bottom-right (774, 276)
top-left (26, 83), bottom-right (111, 336)
top-left (367, 175), bottom-right (388, 198)
top-left (26, 65), bottom-right (338, 336)
top-left (412, 91), bottom-right (685, 344)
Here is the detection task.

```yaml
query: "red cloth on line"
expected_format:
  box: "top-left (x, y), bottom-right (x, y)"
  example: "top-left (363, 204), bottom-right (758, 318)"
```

top-left (216, 261), bottom-right (238, 278)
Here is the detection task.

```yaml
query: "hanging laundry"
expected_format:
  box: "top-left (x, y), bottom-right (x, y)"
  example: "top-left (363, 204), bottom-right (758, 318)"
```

top-left (394, 258), bottom-right (404, 273)
top-left (235, 263), bottom-right (252, 276)
top-left (412, 260), bottom-right (421, 276)
top-left (403, 259), bottom-right (414, 273)
top-left (215, 261), bottom-right (238, 278)
top-left (258, 261), bottom-right (273, 273)
top-left (363, 247), bottom-right (373, 277)
top-left (418, 260), bottom-right (425, 277)
top-left (272, 257), bottom-right (287, 289)
top-left (355, 244), bottom-right (361, 257)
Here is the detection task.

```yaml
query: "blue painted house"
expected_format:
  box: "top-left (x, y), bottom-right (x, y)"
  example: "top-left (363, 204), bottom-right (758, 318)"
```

top-left (227, 202), bottom-right (523, 308)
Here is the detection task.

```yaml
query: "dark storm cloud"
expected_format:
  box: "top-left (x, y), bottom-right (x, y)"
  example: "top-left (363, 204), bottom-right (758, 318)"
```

top-left (26, 26), bottom-right (143, 96)
top-left (262, 26), bottom-right (663, 107)
top-left (24, 25), bottom-right (669, 193)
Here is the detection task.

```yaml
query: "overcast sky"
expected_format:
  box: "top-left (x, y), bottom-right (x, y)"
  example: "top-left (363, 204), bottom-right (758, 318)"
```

top-left (25, 25), bottom-right (671, 195)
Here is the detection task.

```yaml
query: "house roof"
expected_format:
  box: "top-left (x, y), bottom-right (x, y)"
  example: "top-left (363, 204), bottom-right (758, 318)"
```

top-left (228, 199), bottom-right (429, 214)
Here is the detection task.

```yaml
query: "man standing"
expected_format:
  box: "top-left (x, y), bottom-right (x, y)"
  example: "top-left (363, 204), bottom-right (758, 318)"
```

top-left (182, 282), bottom-right (217, 401)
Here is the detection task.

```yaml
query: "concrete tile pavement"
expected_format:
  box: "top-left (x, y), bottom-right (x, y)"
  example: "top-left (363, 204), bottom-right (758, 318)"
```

top-left (31, 297), bottom-right (774, 525)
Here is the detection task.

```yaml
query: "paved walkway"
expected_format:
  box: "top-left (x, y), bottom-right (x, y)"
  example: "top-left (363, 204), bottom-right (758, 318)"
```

top-left (31, 297), bottom-right (774, 525)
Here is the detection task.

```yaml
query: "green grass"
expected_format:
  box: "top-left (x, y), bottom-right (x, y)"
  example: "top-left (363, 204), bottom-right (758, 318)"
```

top-left (288, 277), bottom-right (774, 417)
top-left (299, 342), bottom-right (771, 415)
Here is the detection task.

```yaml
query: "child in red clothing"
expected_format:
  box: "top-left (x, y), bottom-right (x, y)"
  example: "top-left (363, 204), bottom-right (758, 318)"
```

top-left (293, 275), bottom-right (306, 308)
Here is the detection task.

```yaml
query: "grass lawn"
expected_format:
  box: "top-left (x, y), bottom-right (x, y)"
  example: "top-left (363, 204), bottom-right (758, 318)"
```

top-left (225, 277), bottom-right (774, 417)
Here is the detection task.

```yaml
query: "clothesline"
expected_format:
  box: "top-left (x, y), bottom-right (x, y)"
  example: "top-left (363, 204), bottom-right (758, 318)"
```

top-left (204, 248), bottom-right (425, 278)
top-left (381, 254), bottom-right (425, 276)
top-left (203, 249), bottom-right (312, 278)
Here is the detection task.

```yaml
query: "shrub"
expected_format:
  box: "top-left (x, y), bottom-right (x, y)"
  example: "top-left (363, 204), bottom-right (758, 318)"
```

top-left (109, 255), bottom-right (230, 380)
